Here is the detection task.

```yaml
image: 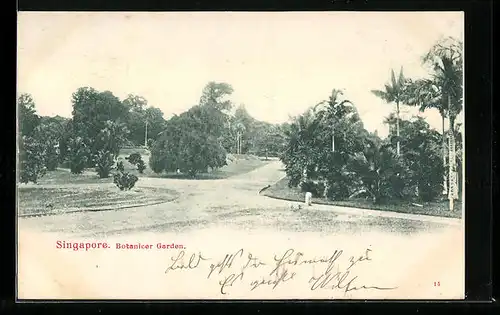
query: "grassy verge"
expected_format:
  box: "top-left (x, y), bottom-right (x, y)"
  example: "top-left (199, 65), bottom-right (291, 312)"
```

top-left (35, 169), bottom-right (113, 185)
top-left (38, 154), bottom-right (271, 185)
top-left (262, 177), bottom-right (462, 219)
top-left (18, 186), bottom-right (178, 216)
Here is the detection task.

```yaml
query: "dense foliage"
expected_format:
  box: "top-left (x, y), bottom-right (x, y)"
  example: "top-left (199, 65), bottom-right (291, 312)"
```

top-left (280, 88), bottom-right (448, 204)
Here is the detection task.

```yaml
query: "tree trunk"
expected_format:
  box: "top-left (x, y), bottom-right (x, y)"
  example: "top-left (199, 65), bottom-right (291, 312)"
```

top-left (441, 114), bottom-right (448, 195)
top-left (396, 102), bottom-right (400, 156)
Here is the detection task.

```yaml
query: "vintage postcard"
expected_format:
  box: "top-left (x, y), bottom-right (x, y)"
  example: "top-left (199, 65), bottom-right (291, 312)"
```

top-left (16, 11), bottom-right (465, 300)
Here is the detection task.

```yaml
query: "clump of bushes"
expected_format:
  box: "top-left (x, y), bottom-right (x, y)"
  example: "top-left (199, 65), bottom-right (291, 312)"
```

top-left (126, 152), bottom-right (146, 173)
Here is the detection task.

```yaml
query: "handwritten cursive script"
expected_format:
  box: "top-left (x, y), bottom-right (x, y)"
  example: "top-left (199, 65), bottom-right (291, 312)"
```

top-left (163, 247), bottom-right (397, 297)
top-left (165, 251), bottom-right (209, 274)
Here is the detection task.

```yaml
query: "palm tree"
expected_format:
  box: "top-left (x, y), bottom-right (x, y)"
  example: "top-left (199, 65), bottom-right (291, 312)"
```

top-left (405, 37), bottom-right (463, 209)
top-left (313, 89), bottom-right (357, 154)
top-left (404, 78), bottom-right (449, 194)
top-left (413, 37), bottom-right (463, 210)
top-left (282, 110), bottom-right (322, 188)
top-left (233, 122), bottom-right (246, 154)
top-left (313, 89), bottom-right (359, 198)
top-left (371, 67), bottom-right (407, 156)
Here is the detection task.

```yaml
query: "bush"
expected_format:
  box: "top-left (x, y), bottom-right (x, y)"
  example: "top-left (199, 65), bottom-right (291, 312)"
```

top-left (126, 152), bottom-right (147, 173)
top-left (113, 171), bottom-right (138, 191)
top-left (126, 152), bottom-right (142, 165)
top-left (94, 150), bottom-right (115, 178)
top-left (136, 159), bottom-right (146, 173)
top-left (67, 136), bottom-right (89, 174)
top-left (300, 180), bottom-right (325, 198)
top-left (116, 161), bottom-right (125, 172)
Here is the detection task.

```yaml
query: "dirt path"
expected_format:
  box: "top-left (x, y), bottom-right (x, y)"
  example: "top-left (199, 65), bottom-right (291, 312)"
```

top-left (18, 161), bottom-right (460, 237)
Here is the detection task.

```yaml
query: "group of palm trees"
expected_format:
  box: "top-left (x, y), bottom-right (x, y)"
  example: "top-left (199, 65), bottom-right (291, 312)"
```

top-left (371, 36), bottom-right (463, 210)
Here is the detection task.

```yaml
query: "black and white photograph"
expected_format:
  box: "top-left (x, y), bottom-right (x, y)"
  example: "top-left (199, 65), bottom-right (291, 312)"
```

top-left (17, 11), bottom-right (464, 299)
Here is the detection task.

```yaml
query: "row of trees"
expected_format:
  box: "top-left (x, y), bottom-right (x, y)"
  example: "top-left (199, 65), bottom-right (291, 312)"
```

top-left (18, 88), bottom-right (168, 183)
top-left (280, 36), bottom-right (463, 209)
top-left (19, 81), bottom-right (286, 182)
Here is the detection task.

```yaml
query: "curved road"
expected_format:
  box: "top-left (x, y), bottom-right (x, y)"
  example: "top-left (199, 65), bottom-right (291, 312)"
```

top-left (18, 161), bottom-right (460, 238)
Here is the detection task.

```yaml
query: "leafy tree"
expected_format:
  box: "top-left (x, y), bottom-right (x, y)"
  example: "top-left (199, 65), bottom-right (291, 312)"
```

top-left (122, 94), bottom-right (166, 146)
top-left (35, 116), bottom-right (68, 171)
top-left (17, 93), bottom-right (40, 137)
top-left (199, 82), bottom-right (234, 112)
top-left (93, 120), bottom-right (129, 178)
top-left (71, 87), bottom-right (129, 165)
top-left (66, 135), bottom-right (90, 174)
top-left (371, 67), bottom-right (408, 156)
top-left (18, 135), bottom-right (47, 184)
top-left (150, 111), bottom-right (227, 177)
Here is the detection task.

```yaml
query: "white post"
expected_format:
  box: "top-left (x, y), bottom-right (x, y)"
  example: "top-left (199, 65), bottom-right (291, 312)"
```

top-left (305, 192), bottom-right (312, 206)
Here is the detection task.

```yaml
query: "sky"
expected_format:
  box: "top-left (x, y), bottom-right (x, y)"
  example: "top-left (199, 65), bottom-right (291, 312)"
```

top-left (17, 11), bottom-right (463, 138)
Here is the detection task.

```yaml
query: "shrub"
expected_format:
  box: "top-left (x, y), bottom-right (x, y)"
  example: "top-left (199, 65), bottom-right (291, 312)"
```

top-left (113, 172), bottom-right (138, 191)
top-left (94, 150), bottom-right (115, 178)
top-left (300, 180), bottom-right (325, 198)
top-left (116, 161), bottom-right (125, 172)
top-left (67, 136), bottom-right (89, 174)
top-left (126, 152), bottom-right (147, 173)
top-left (136, 159), bottom-right (146, 173)
top-left (126, 152), bottom-right (142, 165)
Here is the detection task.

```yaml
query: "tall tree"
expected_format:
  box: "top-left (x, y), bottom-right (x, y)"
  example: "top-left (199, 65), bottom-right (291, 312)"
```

top-left (422, 37), bottom-right (463, 210)
top-left (371, 67), bottom-right (407, 156)
top-left (404, 78), bottom-right (448, 194)
top-left (70, 87), bottom-right (130, 173)
top-left (405, 36), bottom-right (463, 209)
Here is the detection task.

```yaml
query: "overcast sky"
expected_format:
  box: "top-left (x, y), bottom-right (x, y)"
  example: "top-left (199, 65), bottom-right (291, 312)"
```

top-left (17, 12), bottom-right (463, 138)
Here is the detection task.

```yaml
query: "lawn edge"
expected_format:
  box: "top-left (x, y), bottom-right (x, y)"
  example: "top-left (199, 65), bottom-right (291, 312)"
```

top-left (18, 198), bottom-right (178, 219)
top-left (260, 184), bottom-right (462, 220)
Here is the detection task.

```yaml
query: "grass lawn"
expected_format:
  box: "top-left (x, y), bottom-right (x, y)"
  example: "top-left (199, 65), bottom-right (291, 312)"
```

top-left (262, 177), bottom-right (462, 219)
top-left (29, 153), bottom-right (271, 185)
top-left (18, 186), bottom-right (179, 216)
top-left (35, 168), bottom-right (113, 185)
top-left (150, 157), bottom-right (270, 180)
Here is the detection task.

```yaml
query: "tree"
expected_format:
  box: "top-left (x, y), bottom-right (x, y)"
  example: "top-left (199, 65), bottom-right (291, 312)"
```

top-left (199, 82), bottom-right (234, 112)
top-left (122, 94), bottom-right (167, 146)
top-left (36, 116), bottom-right (68, 171)
top-left (233, 122), bottom-right (246, 154)
top-left (405, 36), bottom-right (463, 209)
top-left (66, 135), bottom-right (90, 174)
top-left (404, 77), bottom-right (449, 194)
top-left (199, 82), bottom-right (235, 146)
top-left (280, 109), bottom-right (323, 189)
top-left (371, 67), bottom-right (407, 156)
top-left (70, 87), bottom-right (130, 172)
top-left (349, 138), bottom-right (406, 204)
top-left (93, 120), bottom-right (129, 178)
top-left (423, 37), bottom-right (463, 210)
top-left (18, 93), bottom-right (40, 137)
top-left (18, 135), bottom-right (47, 184)
top-left (149, 111), bottom-right (227, 177)
top-left (399, 117), bottom-right (445, 201)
